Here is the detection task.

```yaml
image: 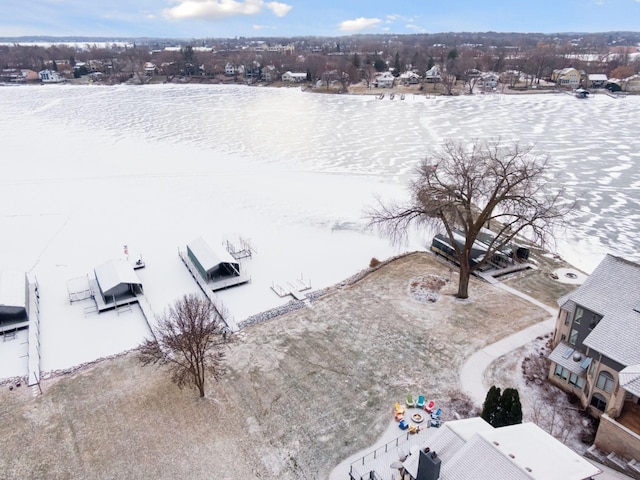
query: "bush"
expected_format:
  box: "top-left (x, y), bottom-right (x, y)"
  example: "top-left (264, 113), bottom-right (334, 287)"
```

top-left (369, 257), bottom-right (381, 268)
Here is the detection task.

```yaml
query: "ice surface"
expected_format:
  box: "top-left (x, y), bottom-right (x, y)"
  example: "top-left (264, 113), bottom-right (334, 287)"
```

top-left (1, 84), bottom-right (639, 376)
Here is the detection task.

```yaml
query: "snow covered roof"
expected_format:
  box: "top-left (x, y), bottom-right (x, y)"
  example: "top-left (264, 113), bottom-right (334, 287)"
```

top-left (588, 73), bottom-right (608, 81)
top-left (0, 270), bottom-right (26, 309)
top-left (187, 236), bottom-right (237, 273)
top-left (472, 423), bottom-right (601, 480)
top-left (94, 259), bottom-right (142, 297)
top-left (402, 420), bottom-right (600, 480)
top-left (619, 364), bottom-right (640, 397)
top-left (548, 342), bottom-right (590, 376)
top-left (558, 254), bottom-right (640, 366)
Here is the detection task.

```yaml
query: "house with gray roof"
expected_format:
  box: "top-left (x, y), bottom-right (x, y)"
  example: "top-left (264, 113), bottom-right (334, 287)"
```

top-left (350, 417), bottom-right (601, 480)
top-left (548, 254), bottom-right (640, 467)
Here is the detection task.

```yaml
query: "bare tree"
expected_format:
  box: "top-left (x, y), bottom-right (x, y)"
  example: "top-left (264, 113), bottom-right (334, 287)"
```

top-left (368, 139), bottom-right (575, 299)
top-left (138, 294), bottom-right (228, 398)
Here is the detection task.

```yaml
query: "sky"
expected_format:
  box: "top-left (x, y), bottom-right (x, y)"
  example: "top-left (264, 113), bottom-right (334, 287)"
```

top-left (1, 0), bottom-right (640, 39)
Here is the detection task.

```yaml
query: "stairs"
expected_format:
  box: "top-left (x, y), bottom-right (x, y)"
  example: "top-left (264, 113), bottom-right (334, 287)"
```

top-left (585, 445), bottom-right (640, 479)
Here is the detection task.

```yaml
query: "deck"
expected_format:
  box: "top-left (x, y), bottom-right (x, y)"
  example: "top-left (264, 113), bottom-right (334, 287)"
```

top-left (88, 279), bottom-right (140, 313)
top-left (27, 277), bottom-right (41, 386)
top-left (617, 401), bottom-right (640, 436)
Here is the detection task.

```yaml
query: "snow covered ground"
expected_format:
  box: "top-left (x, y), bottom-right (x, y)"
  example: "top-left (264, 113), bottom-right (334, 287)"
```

top-left (1, 84), bottom-right (639, 379)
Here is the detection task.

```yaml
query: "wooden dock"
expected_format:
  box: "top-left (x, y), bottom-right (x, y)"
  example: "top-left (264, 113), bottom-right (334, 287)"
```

top-left (270, 276), bottom-right (311, 300)
top-left (27, 276), bottom-right (41, 387)
top-left (179, 251), bottom-right (239, 332)
top-left (88, 279), bottom-right (140, 313)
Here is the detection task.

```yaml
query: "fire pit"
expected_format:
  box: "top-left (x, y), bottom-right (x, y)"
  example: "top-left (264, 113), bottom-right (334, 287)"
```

top-left (412, 413), bottom-right (424, 423)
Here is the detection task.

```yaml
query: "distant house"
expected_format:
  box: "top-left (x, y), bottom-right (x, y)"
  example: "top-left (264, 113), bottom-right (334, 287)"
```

top-left (621, 74), bottom-right (640, 92)
top-left (261, 64), bottom-right (278, 82)
top-left (587, 73), bottom-right (608, 88)
top-left (424, 65), bottom-right (441, 83)
top-left (1, 68), bottom-right (38, 83)
top-left (551, 67), bottom-right (583, 88)
top-left (282, 71), bottom-right (307, 83)
top-left (352, 417), bottom-right (602, 480)
top-left (38, 69), bottom-right (65, 83)
top-left (224, 63), bottom-right (236, 76)
top-left (374, 71), bottom-right (395, 88)
top-left (478, 72), bottom-right (499, 90)
top-left (548, 254), bottom-right (640, 464)
top-left (144, 62), bottom-right (157, 76)
top-left (399, 71), bottom-right (421, 84)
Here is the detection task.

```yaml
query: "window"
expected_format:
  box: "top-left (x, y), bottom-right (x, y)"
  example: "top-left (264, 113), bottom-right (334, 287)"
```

top-left (574, 306), bottom-right (583, 325)
top-left (569, 373), bottom-right (584, 389)
top-left (555, 365), bottom-right (569, 380)
top-left (591, 393), bottom-right (607, 411)
top-left (589, 315), bottom-right (601, 330)
top-left (569, 329), bottom-right (578, 346)
top-left (596, 371), bottom-right (614, 393)
top-left (564, 311), bottom-right (570, 326)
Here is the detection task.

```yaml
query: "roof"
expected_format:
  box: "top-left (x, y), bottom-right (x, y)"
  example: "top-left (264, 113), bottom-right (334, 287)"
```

top-left (588, 73), bottom-right (608, 80)
top-left (558, 255), bottom-right (640, 366)
top-left (403, 419), bottom-right (490, 478)
top-left (619, 364), bottom-right (640, 397)
top-left (441, 434), bottom-right (531, 480)
top-left (0, 270), bottom-right (26, 309)
top-left (187, 236), bottom-right (237, 273)
top-left (94, 259), bottom-right (142, 296)
top-left (475, 423), bottom-right (601, 480)
top-left (548, 342), bottom-right (590, 376)
top-left (402, 420), bottom-right (600, 480)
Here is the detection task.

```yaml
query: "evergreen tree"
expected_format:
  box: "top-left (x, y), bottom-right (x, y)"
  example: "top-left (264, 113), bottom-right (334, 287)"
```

top-left (496, 388), bottom-right (523, 427)
top-left (393, 51), bottom-right (401, 76)
top-left (482, 386), bottom-right (523, 427)
top-left (481, 385), bottom-right (501, 425)
top-left (352, 52), bottom-right (360, 69)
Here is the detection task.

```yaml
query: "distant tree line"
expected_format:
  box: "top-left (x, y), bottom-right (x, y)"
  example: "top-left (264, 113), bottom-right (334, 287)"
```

top-left (1, 31), bottom-right (638, 87)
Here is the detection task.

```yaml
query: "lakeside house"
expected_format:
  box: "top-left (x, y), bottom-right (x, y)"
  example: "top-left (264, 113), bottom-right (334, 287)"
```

top-left (548, 254), bottom-right (640, 472)
top-left (424, 65), bottom-right (441, 83)
top-left (350, 417), bottom-right (601, 480)
top-left (588, 73), bottom-right (608, 88)
top-left (38, 69), bottom-right (66, 83)
top-left (551, 67), bottom-right (583, 89)
top-left (375, 71), bottom-right (395, 88)
top-left (478, 72), bottom-right (500, 90)
top-left (282, 71), bottom-right (307, 82)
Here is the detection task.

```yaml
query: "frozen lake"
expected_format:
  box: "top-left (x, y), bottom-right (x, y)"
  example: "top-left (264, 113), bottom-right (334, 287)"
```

top-left (1, 84), bottom-right (639, 377)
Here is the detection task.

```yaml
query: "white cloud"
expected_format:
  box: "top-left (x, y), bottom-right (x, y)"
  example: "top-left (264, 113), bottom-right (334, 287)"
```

top-left (338, 17), bottom-right (382, 32)
top-left (163, 0), bottom-right (291, 20)
top-left (265, 2), bottom-right (292, 17)
top-left (406, 23), bottom-right (426, 33)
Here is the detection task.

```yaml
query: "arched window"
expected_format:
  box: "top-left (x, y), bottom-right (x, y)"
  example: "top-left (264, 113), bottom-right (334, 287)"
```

top-left (596, 371), bottom-right (615, 393)
top-left (591, 392), bottom-right (607, 411)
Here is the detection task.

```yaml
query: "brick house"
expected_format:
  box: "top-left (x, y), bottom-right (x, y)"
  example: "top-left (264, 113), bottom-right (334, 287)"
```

top-left (548, 254), bottom-right (640, 466)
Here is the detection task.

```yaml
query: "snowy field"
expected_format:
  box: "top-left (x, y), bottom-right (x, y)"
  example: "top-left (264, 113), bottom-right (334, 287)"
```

top-left (1, 84), bottom-right (639, 379)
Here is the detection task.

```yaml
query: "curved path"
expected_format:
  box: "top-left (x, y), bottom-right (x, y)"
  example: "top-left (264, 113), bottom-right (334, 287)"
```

top-left (458, 282), bottom-right (558, 406)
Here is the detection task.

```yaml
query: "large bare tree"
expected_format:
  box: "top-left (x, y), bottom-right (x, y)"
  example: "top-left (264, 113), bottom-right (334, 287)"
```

top-left (139, 294), bottom-right (228, 398)
top-left (368, 139), bottom-right (575, 299)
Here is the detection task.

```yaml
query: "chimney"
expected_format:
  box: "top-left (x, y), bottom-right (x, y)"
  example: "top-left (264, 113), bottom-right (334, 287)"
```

top-left (416, 448), bottom-right (441, 480)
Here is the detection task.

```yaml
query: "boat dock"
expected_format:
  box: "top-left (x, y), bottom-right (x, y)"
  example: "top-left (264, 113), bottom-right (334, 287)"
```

top-left (271, 275), bottom-right (312, 300)
top-left (179, 251), bottom-right (239, 332)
